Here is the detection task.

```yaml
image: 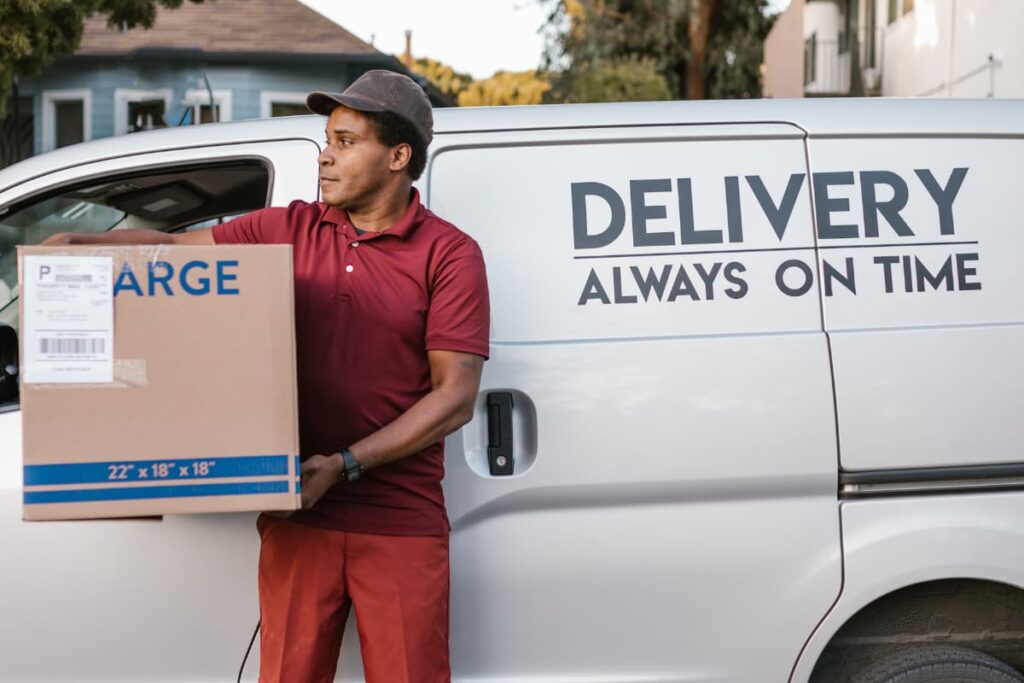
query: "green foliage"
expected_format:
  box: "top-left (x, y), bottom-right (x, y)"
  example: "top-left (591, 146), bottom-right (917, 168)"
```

top-left (457, 70), bottom-right (551, 107)
top-left (407, 53), bottom-right (550, 108)
top-left (564, 56), bottom-right (671, 103)
top-left (408, 56), bottom-right (474, 100)
top-left (542, 0), bottom-right (774, 101)
top-left (0, 0), bottom-right (204, 115)
top-left (705, 0), bottom-right (775, 99)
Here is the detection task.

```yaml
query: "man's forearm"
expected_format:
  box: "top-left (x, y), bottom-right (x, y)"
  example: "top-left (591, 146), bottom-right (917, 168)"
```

top-left (346, 386), bottom-right (474, 472)
top-left (56, 229), bottom-right (174, 245)
top-left (295, 351), bottom-right (483, 510)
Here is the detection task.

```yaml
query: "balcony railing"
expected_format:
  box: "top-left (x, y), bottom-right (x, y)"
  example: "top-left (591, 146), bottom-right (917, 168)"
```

top-left (804, 28), bottom-right (886, 96)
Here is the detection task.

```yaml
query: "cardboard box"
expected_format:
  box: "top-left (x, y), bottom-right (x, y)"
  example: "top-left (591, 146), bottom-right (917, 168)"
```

top-left (17, 244), bottom-right (300, 521)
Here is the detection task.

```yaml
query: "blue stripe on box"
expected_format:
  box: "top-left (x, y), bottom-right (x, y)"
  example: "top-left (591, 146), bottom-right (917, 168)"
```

top-left (24, 455), bottom-right (290, 486)
top-left (24, 481), bottom-right (290, 505)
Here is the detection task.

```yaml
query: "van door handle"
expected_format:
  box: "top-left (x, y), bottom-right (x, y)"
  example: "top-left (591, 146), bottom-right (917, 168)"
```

top-left (486, 391), bottom-right (515, 476)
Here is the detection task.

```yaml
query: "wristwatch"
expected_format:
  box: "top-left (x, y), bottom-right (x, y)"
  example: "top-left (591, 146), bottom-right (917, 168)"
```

top-left (340, 448), bottom-right (362, 482)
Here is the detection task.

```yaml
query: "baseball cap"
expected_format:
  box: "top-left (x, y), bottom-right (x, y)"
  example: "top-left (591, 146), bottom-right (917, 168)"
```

top-left (307, 69), bottom-right (433, 145)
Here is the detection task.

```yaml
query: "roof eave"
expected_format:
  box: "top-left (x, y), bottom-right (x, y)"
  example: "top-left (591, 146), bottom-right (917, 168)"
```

top-left (59, 50), bottom-right (457, 107)
top-left (63, 49), bottom-right (389, 65)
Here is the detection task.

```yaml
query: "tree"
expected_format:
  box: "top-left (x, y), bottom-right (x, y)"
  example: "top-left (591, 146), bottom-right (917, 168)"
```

top-left (567, 56), bottom-right (671, 103)
top-left (543, 0), bottom-right (688, 99)
top-left (687, 0), bottom-right (718, 100)
top-left (407, 55), bottom-right (550, 108)
top-left (457, 71), bottom-right (551, 107)
top-left (0, 0), bottom-right (204, 115)
top-left (542, 0), bottom-right (774, 101)
top-left (705, 0), bottom-right (774, 99)
top-left (407, 56), bottom-right (474, 101)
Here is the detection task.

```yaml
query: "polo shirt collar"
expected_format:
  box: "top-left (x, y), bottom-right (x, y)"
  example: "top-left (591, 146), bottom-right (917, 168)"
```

top-left (322, 189), bottom-right (426, 241)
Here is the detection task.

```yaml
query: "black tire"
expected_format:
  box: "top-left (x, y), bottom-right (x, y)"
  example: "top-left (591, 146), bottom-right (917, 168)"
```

top-left (850, 645), bottom-right (1024, 683)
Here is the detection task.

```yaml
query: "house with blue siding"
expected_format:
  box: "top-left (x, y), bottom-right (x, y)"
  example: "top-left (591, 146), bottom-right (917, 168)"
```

top-left (8, 0), bottom-right (445, 163)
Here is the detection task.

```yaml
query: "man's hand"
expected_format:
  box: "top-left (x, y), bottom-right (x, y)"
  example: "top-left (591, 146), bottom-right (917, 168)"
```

top-left (262, 348), bottom-right (484, 518)
top-left (300, 453), bottom-right (346, 509)
top-left (264, 453), bottom-right (346, 518)
top-left (41, 232), bottom-right (76, 246)
top-left (37, 228), bottom-right (213, 247)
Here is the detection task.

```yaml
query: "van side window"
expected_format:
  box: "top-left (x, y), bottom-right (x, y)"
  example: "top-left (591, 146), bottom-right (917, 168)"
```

top-left (0, 160), bottom-right (270, 332)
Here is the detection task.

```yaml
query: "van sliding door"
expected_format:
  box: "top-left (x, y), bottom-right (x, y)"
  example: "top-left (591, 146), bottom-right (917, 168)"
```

top-left (424, 123), bottom-right (841, 682)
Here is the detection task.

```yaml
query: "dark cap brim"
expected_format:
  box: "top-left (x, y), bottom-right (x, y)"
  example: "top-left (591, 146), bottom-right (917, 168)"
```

top-left (306, 91), bottom-right (389, 116)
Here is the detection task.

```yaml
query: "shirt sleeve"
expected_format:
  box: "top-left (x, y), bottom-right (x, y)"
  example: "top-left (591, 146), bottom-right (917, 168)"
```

top-left (425, 236), bottom-right (491, 359)
top-left (211, 201), bottom-right (306, 245)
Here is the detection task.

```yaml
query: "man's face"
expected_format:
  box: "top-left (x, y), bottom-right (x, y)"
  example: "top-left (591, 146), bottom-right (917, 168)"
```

top-left (318, 105), bottom-right (393, 210)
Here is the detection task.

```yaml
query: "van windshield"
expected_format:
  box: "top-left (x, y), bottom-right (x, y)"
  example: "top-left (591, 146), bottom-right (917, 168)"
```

top-left (0, 160), bottom-right (271, 331)
top-left (0, 197), bottom-right (126, 319)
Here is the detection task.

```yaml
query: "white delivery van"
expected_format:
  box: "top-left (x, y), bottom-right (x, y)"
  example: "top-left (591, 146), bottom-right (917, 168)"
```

top-left (1, 98), bottom-right (1023, 683)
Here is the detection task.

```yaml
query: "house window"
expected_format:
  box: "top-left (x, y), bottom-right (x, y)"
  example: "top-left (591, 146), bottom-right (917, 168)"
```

top-left (271, 102), bottom-right (309, 117)
top-left (838, 0), bottom-right (851, 54)
top-left (41, 89), bottom-right (92, 152)
top-left (804, 34), bottom-right (817, 86)
top-left (114, 89), bottom-right (173, 136)
top-left (260, 91), bottom-right (309, 119)
top-left (55, 101), bottom-right (83, 148)
top-left (128, 100), bottom-right (166, 132)
top-left (182, 90), bottom-right (233, 125)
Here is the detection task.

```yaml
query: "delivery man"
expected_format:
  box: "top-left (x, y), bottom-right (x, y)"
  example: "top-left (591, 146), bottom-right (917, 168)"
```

top-left (42, 69), bottom-right (490, 683)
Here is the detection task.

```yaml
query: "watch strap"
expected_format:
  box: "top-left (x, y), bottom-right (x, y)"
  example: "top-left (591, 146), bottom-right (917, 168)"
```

top-left (341, 448), bottom-right (362, 481)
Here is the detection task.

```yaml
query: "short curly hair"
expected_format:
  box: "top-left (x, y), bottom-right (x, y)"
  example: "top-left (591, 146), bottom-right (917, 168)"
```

top-left (363, 110), bottom-right (428, 181)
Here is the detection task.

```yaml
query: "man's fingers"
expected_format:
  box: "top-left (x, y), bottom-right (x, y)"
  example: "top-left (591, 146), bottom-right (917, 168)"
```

top-left (301, 487), bottom-right (320, 509)
top-left (296, 455), bottom-right (344, 510)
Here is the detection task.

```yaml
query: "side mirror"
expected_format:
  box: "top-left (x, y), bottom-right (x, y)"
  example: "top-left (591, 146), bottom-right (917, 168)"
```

top-left (0, 325), bottom-right (19, 405)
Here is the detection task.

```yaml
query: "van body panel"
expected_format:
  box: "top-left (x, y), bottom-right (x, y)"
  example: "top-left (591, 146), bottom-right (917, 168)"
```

top-left (5, 98), bottom-right (1021, 196)
top-left (791, 493), bottom-right (1024, 682)
top-left (810, 137), bottom-right (1024, 470)
top-left (0, 140), bottom-right (318, 682)
top-left (429, 124), bottom-right (842, 681)
top-left (428, 98), bottom-right (1024, 140)
top-left (0, 409), bottom-right (18, 492)
top-left (440, 339), bottom-right (841, 681)
top-left (0, 99), bottom-right (1022, 681)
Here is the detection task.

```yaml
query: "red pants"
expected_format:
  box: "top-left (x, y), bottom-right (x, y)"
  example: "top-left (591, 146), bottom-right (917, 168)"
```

top-left (256, 513), bottom-right (450, 683)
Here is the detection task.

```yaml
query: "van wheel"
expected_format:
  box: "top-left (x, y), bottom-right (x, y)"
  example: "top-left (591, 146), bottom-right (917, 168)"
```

top-left (851, 645), bottom-right (1024, 683)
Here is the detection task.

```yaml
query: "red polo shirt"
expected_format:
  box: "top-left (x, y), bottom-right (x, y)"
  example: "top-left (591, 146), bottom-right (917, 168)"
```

top-left (211, 190), bottom-right (489, 536)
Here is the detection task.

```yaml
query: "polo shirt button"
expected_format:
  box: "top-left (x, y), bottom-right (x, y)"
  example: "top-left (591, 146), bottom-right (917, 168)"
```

top-left (346, 265), bottom-right (354, 273)
top-left (352, 241), bottom-right (360, 248)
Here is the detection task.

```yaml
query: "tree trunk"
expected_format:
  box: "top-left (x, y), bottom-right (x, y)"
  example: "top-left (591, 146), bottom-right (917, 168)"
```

top-left (686, 0), bottom-right (719, 99)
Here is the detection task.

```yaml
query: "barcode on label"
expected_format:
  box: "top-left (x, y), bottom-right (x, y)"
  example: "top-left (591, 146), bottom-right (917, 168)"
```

top-left (54, 274), bottom-right (93, 283)
top-left (39, 338), bottom-right (105, 354)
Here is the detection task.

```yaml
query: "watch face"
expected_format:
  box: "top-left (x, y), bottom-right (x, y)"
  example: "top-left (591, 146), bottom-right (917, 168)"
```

top-left (342, 450), bottom-right (360, 480)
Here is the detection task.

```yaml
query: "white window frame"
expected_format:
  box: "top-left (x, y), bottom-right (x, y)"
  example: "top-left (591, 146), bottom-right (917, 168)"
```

top-left (41, 89), bottom-right (92, 153)
top-left (114, 88), bottom-right (173, 136)
top-left (182, 89), bottom-right (233, 124)
top-left (259, 90), bottom-right (309, 119)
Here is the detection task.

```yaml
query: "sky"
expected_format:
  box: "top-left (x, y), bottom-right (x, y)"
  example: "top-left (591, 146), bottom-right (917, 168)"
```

top-left (297, 0), bottom-right (793, 81)
top-left (297, 0), bottom-right (551, 80)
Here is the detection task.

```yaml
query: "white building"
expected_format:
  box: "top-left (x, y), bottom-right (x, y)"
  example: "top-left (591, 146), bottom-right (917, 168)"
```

top-left (763, 0), bottom-right (1024, 98)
